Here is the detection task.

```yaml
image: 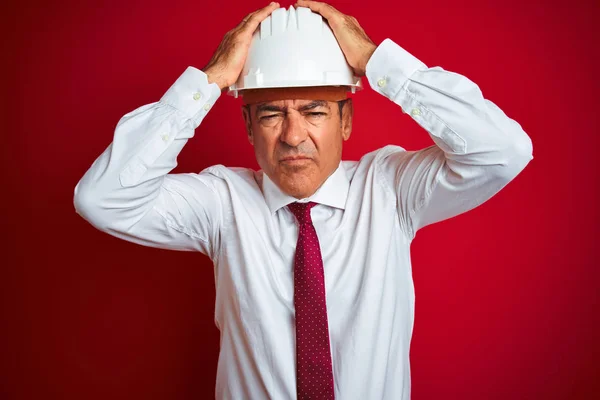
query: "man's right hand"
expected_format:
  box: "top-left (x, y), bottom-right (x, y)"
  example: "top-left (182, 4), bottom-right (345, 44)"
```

top-left (203, 2), bottom-right (280, 91)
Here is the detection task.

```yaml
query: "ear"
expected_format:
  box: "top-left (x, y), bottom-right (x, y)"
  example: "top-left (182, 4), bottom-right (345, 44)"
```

top-left (242, 105), bottom-right (254, 145)
top-left (341, 98), bottom-right (353, 141)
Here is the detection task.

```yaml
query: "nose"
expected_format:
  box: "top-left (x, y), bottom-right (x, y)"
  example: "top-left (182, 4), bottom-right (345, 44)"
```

top-left (279, 111), bottom-right (308, 147)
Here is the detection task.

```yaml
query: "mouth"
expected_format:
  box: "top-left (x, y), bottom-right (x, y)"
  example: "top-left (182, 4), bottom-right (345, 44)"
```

top-left (280, 156), bottom-right (312, 163)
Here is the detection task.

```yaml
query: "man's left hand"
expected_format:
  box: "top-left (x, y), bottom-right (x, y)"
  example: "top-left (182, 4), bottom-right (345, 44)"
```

top-left (295, 0), bottom-right (377, 77)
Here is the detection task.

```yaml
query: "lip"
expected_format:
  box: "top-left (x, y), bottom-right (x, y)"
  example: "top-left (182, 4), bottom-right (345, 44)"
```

top-left (280, 156), bottom-right (311, 162)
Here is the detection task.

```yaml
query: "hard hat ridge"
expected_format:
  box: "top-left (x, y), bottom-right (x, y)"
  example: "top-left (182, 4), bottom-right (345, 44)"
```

top-left (286, 5), bottom-right (297, 30)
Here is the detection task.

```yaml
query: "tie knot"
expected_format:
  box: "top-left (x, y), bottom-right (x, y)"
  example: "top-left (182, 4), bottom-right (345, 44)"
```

top-left (287, 201), bottom-right (317, 225)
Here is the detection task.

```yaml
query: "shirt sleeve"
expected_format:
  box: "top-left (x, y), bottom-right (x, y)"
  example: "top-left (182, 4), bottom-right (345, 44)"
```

top-left (73, 66), bottom-right (225, 258)
top-left (366, 38), bottom-right (534, 239)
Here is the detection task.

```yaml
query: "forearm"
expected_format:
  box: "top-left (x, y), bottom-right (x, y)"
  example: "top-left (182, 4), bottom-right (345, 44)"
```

top-left (73, 66), bottom-right (221, 233)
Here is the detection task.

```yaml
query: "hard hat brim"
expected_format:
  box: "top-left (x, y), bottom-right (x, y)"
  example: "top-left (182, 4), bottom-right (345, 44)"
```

top-left (240, 86), bottom-right (351, 104)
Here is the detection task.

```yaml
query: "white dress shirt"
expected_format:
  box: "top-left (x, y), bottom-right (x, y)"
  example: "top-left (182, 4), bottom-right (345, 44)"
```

top-left (74, 38), bottom-right (533, 399)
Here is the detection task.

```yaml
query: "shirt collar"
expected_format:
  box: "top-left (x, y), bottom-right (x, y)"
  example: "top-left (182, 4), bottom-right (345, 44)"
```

top-left (261, 162), bottom-right (349, 214)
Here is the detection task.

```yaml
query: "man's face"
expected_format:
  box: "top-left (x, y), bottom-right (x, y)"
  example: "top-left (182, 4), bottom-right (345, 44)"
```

top-left (242, 98), bottom-right (353, 199)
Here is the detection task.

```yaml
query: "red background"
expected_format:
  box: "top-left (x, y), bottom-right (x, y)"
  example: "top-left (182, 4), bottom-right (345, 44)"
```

top-left (2, 0), bottom-right (599, 399)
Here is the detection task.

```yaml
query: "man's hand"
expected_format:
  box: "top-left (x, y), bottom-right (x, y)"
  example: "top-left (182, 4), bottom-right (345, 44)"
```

top-left (295, 0), bottom-right (377, 77)
top-left (203, 2), bottom-right (280, 90)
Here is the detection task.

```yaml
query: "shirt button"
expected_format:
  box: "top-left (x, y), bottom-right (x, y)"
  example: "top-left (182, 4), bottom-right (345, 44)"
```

top-left (411, 108), bottom-right (421, 116)
top-left (193, 92), bottom-right (202, 101)
top-left (161, 133), bottom-right (169, 142)
top-left (203, 103), bottom-right (211, 111)
top-left (377, 78), bottom-right (387, 88)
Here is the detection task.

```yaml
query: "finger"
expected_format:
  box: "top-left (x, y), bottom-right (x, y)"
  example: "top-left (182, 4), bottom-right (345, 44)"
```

top-left (243, 2), bottom-right (280, 31)
top-left (240, 2), bottom-right (279, 25)
top-left (295, 0), bottom-right (341, 21)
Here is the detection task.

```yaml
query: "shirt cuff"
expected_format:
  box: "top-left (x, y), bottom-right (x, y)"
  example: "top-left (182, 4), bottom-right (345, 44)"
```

top-left (365, 38), bottom-right (428, 103)
top-left (159, 66), bottom-right (222, 128)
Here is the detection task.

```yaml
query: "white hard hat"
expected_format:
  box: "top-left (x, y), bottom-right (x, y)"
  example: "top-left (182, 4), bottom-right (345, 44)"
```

top-left (228, 6), bottom-right (362, 98)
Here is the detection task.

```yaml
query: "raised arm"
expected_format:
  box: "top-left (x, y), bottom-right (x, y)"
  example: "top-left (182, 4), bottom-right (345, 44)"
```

top-left (366, 39), bottom-right (533, 238)
top-left (297, 0), bottom-right (533, 239)
top-left (73, 67), bottom-right (224, 256)
top-left (73, 2), bottom-right (281, 257)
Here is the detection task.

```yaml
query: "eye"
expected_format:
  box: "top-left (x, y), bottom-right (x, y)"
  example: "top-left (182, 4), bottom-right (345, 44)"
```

top-left (307, 112), bottom-right (326, 117)
top-left (260, 114), bottom-right (279, 121)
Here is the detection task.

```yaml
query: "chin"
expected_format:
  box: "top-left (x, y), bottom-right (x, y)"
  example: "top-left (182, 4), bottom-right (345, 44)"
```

top-left (277, 174), bottom-right (317, 199)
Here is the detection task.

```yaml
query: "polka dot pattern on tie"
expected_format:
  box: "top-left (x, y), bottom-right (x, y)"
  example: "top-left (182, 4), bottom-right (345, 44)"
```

top-left (287, 201), bottom-right (335, 400)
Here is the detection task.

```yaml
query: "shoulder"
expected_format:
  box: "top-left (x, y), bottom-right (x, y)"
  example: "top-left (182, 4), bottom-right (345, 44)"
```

top-left (341, 146), bottom-right (410, 197)
top-left (202, 164), bottom-right (257, 179)
top-left (188, 164), bottom-right (262, 194)
top-left (342, 145), bottom-right (408, 174)
top-left (371, 144), bottom-right (408, 162)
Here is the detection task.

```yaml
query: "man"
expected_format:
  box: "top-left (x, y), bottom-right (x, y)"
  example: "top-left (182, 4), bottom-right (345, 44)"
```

top-left (74, 1), bottom-right (534, 399)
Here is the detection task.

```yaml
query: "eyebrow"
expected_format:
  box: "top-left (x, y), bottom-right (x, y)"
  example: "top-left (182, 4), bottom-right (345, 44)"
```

top-left (255, 100), bottom-right (329, 116)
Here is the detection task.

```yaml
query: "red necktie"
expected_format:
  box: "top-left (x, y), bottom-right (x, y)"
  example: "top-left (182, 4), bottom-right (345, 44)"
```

top-left (287, 202), bottom-right (335, 400)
